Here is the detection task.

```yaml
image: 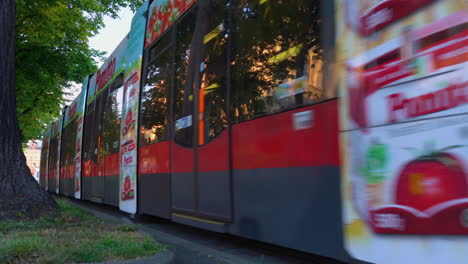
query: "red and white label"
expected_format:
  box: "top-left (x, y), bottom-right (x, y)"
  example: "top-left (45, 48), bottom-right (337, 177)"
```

top-left (346, 0), bottom-right (437, 36)
top-left (347, 17), bottom-right (468, 128)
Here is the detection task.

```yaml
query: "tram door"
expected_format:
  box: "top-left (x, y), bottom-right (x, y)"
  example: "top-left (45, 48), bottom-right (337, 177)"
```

top-left (101, 78), bottom-right (123, 206)
top-left (171, 2), bottom-right (232, 223)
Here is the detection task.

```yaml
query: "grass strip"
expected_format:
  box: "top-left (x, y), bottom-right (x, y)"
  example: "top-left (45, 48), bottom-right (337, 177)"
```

top-left (0, 198), bottom-right (164, 264)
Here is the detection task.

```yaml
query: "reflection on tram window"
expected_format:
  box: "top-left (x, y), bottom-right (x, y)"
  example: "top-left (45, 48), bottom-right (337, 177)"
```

top-left (231, 0), bottom-right (327, 122)
top-left (140, 30), bottom-right (174, 146)
top-left (173, 7), bottom-right (197, 147)
top-left (101, 74), bottom-right (124, 155)
top-left (197, 0), bottom-right (228, 145)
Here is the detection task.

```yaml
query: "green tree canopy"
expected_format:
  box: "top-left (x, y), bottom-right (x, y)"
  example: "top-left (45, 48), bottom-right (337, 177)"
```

top-left (15, 0), bottom-right (145, 141)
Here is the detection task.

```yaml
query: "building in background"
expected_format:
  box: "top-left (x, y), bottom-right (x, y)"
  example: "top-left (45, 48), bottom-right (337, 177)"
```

top-left (24, 140), bottom-right (42, 182)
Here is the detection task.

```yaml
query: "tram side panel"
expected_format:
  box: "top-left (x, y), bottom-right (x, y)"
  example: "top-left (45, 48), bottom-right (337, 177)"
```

top-left (229, 101), bottom-right (343, 260)
top-left (138, 142), bottom-right (172, 219)
top-left (137, 0), bottom-right (196, 220)
top-left (193, 0), bottom-right (231, 222)
top-left (81, 38), bottom-right (127, 206)
top-left (59, 111), bottom-right (70, 197)
top-left (60, 106), bottom-right (75, 197)
top-left (47, 111), bottom-right (65, 194)
top-left (225, 1), bottom-right (345, 260)
top-left (136, 0), bottom-right (346, 260)
top-left (82, 75), bottom-right (103, 203)
top-left (141, 1), bottom-right (232, 224)
top-left (137, 28), bottom-right (173, 218)
top-left (39, 130), bottom-right (50, 189)
top-left (47, 123), bottom-right (58, 193)
top-left (101, 77), bottom-right (124, 207)
top-left (82, 80), bottom-right (122, 206)
top-left (170, 6), bottom-right (199, 220)
top-left (82, 85), bottom-right (97, 203)
top-left (39, 0), bottom-right (346, 261)
top-left (40, 1), bottom-right (347, 261)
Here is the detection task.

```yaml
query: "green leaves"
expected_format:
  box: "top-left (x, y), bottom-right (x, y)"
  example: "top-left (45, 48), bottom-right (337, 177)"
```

top-left (15, 0), bottom-right (145, 141)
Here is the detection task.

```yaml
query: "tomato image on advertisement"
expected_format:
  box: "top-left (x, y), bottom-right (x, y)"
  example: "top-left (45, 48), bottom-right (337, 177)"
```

top-left (122, 110), bottom-right (135, 136)
top-left (124, 176), bottom-right (131, 192)
top-left (121, 175), bottom-right (135, 201)
top-left (395, 148), bottom-right (468, 211)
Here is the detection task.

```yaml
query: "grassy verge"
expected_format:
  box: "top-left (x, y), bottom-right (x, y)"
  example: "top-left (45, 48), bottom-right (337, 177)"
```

top-left (0, 199), bottom-right (164, 264)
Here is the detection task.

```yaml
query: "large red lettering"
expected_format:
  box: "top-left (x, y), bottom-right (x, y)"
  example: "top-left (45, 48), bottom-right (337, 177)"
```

top-left (95, 58), bottom-right (116, 91)
top-left (386, 81), bottom-right (468, 123)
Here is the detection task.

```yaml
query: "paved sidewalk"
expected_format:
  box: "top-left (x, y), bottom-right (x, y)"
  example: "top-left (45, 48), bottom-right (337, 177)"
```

top-left (69, 199), bottom-right (345, 264)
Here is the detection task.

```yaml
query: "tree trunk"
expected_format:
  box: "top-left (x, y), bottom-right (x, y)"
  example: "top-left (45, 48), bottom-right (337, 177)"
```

top-left (0, 0), bottom-right (58, 220)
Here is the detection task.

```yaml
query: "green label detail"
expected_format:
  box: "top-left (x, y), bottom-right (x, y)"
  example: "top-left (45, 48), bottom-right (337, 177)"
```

top-left (364, 143), bottom-right (389, 184)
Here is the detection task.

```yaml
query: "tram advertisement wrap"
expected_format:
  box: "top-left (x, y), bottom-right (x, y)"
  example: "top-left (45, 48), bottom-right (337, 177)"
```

top-left (145, 0), bottom-right (197, 47)
top-left (74, 78), bottom-right (89, 199)
top-left (55, 113), bottom-right (64, 194)
top-left (337, 0), bottom-right (468, 263)
top-left (118, 1), bottom-right (148, 214)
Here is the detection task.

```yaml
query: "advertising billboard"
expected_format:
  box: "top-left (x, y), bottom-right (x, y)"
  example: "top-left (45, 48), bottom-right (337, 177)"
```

top-left (337, 0), bottom-right (468, 263)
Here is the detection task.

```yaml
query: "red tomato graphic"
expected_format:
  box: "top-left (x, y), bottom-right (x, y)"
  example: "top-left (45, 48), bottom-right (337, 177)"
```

top-left (395, 153), bottom-right (467, 211)
top-left (124, 176), bottom-right (132, 192)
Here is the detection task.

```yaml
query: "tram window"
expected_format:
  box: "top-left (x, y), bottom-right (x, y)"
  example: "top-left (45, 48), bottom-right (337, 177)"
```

top-left (61, 118), bottom-right (78, 173)
top-left (48, 138), bottom-right (53, 170)
top-left (40, 135), bottom-right (48, 174)
top-left (48, 135), bottom-right (57, 170)
top-left (68, 120), bottom-right (78, 164)
top-left (59, 126), bottom-right (67, 169)
top-left (101, 74), bottom-right (124, 154)
top-left (62, 123), bottom-right (68, 167)
top-left (50, 136), bottom-right (55, 170)
top-left (92, 93), bottom-right (105, 162)
top-left (140, 31), bottom-right (174, 146)
top-left (173, 7), bottom-right (197, 147)
top-left (149, 31), bottom-right (174, 62)
top-left (82, 100), bottom-right (96, 162)
top-left (231, 0), bottom-right (327, 122)
top-left (64, 127), bottom-right (70, 168)
top-left (197, 0), bottom-right (228, 145)
top-left (60, 123), bottom-right (71, 169)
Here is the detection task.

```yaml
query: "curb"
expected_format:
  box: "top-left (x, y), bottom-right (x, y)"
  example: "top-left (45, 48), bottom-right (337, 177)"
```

top-left (79, 250), bottom-right (175, 264)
